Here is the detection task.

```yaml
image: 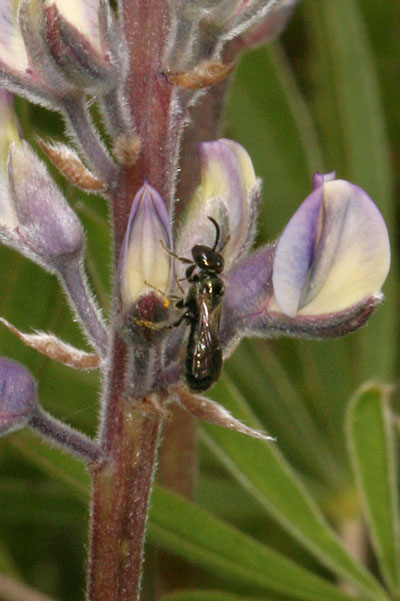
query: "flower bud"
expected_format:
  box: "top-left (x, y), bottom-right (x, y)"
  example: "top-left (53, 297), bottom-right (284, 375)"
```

top-left (0, 0), bottom-right (29, 73)
top-left (176, 139), bottom-right (260, 272)
top-left (119, 182), bottom-right (173, 308)
top-left (6, 141), bottom-right (84, 269)
top-left (272, 175), bottom-right (390, 317)
top-left (0, 357), bottom-right (37, 436)
top-left (43, 0), bottom-right (123, 93)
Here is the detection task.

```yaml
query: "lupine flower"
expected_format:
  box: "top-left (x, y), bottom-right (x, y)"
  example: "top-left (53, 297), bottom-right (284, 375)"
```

top-left (271, 173), bottom-right (390, 318)
top-left (0, 0), bottom-right (73, 106)
top-left (0, 356), bottom-right (37, 435)
top-left (166, 0), bottom-right (299, 72)
top-left (118, 139), bottom-right (390, 392)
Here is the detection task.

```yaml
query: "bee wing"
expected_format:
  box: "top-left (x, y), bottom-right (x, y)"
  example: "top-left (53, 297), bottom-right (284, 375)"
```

top-left (186, 296), bottom-right (222, 390)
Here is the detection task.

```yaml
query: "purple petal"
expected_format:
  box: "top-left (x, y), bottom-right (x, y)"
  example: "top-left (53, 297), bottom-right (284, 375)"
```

top-left (312, 171), bottom-right (336, 190)
top-left (176, 139), bottom-right (259, 275)
top-left (0, 357), bottom-right (36, 435)
top-left (272, 185), bottom-right (323, 317)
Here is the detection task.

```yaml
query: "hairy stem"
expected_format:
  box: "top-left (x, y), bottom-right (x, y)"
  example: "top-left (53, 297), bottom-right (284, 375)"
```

top-left (62, 97), bottom-right (117, 186)
top-left (29, 406), bottom-right (104, 464)
top-left (87, 333), bottom-right (163, 601)
top-left (58, 259), bottom-right (108, 358)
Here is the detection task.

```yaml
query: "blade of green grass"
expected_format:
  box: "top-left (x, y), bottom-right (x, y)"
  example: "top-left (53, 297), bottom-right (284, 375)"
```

top-left (9, 432), bottom-right (90, 499)
top-left (149, 486), bottom-right (367, 601)
top-left (225, 340), bottom-right (342, 486)
top-left (0, 479), bottom-right (86, 526)
top-left (202, 375), bottom-right (387, 599)
top-left (347, 383), bottom-right (400, 595)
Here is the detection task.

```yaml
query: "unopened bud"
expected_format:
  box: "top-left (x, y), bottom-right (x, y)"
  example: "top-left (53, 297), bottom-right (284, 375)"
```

top-left (0, 357), bottom-right (37, 436)
top-left (119, 182), bottom-right (173, 308)
top-left (43, 0), bottom-right (123, 93)
top-left (7, 141), bottom-right (84, 268)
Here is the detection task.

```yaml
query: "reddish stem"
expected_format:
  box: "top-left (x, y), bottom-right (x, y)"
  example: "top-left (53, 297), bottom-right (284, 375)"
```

top-left (87, 3), bottom-right (178, 599)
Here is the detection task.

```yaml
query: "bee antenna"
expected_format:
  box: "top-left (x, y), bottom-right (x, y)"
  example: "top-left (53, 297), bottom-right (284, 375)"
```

top-left (207, 216), bottom-right (220, 250)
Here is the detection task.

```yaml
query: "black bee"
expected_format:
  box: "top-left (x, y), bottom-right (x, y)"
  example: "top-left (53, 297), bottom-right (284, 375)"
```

top-left (173, 217), bottom-right (226, 392)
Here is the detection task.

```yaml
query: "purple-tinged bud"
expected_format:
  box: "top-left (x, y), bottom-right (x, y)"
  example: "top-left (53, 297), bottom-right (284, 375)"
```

top-left (5, 141), bottom-right (84, 269)
top-left (119, 182), bottom-right (173, 308)
top-left (0, 357), bottom-right (37, 436)
top-left (0, 1), bottom-right (29, 73)
top-left (272, 176), bottom-right (390, 317)
top-left (43, 0), bottom-right (124, 93)
top-left (12, 0), bottom-right (75, 104)
top-left (237, 0), bottom-right (300, 48)
top-left (176, 139), bottom-right (260, 274)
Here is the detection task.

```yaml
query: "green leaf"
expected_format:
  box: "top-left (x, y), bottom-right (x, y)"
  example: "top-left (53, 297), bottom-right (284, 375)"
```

top-left (225, 43), bottom-right (323, 242)
top-left (347, 383), bottom-right (400, 594)
top-left (149, 486), bottom-right (364, 601)
top-left (202, 376), bottom-right (387, 600)
top-left (0, 541), bottom-right (20, 578)
top-left (224, 340), bottom-right (342, 486)
top-left (9, 431), bottom-right (90, 499)
top-left (0, 479), bottom-right (86, 526)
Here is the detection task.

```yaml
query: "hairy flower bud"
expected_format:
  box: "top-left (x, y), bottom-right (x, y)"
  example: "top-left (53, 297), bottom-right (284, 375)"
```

top-left (0, 357), bottom-right (37, 436)
top-left (272, 175), bottom-right (390, 317)
top-left (119, 182), bottom-right (173, 308)
top-left (43, 0), bottom-right (123, 93)
top-left (2, 141), bottom-right (84, 270)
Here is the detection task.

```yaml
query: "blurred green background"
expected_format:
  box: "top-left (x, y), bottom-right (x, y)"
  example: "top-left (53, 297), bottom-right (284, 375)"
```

top-left (0, 1), bottom-right (399, 600)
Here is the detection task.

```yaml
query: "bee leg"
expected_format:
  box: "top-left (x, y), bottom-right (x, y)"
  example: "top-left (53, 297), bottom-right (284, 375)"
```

top-left (159, 240), bottom-right (192, 265)
top-left (185, 264), bottom-right (199, 282)
top-left (133, 310), bottom-right (188, 331)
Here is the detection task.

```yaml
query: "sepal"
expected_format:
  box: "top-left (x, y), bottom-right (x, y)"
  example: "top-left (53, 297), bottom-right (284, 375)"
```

top-left (239, 0), bottom-right (300, 48)
top-left (0, 318), bottom-right (100, 369)
top-left (176, 388), bottom-right (274, 442)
